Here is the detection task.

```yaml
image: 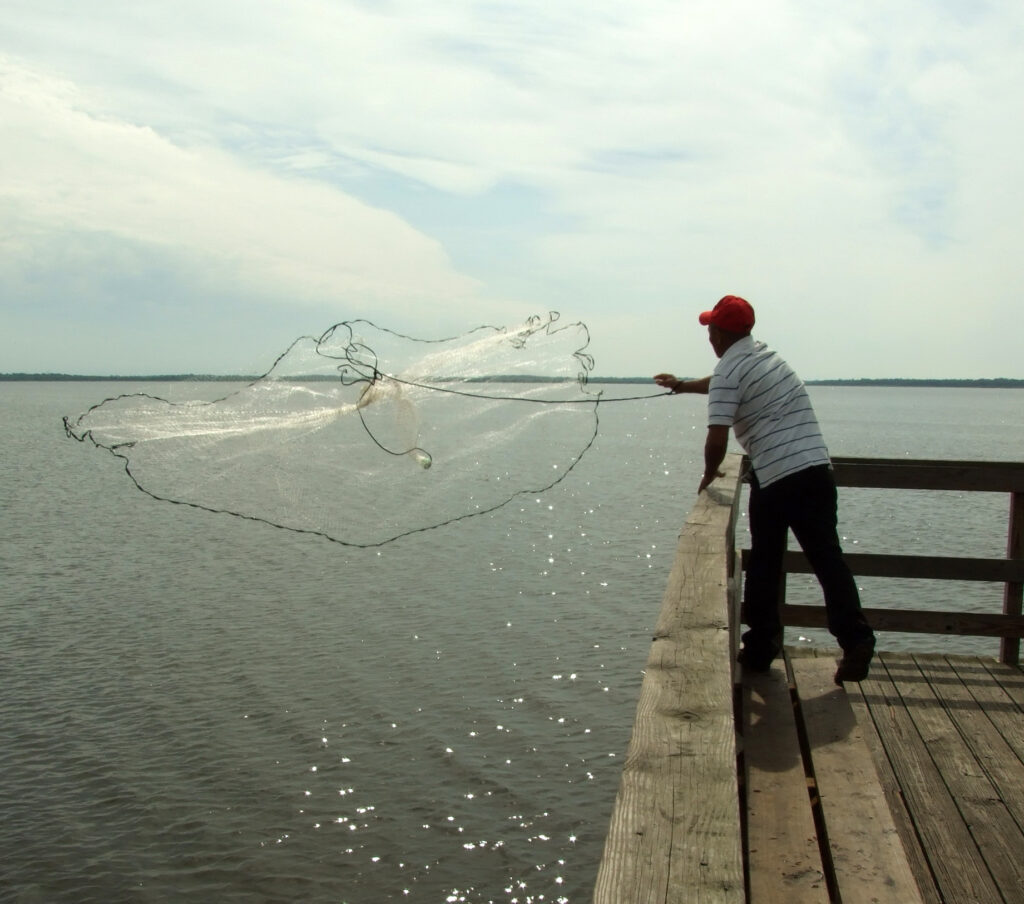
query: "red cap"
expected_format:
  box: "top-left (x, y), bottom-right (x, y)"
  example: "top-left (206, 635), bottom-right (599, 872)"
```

top-left (699, 295), bottom-right (755, 334)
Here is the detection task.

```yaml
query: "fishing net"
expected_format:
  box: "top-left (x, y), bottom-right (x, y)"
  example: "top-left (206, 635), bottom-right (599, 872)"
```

top-left (64, 313), bottom-right (635, 547)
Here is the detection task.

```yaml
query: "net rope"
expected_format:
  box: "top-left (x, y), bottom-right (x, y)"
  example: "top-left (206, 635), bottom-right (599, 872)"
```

top-left (64, 313), bottom-right (669, 547)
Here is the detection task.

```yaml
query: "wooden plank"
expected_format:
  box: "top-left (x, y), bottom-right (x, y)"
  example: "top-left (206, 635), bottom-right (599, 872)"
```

top-left (778, 604), bottom-right (1024, 638)
top-left (841, 659), bottom-right (944, 904)
top-left (949, 658), bottom-right (1024, 764)
top-left (789, 656), bottom-right (924, 904)
top-left (883, 656), bottom-right (1024, 897)
top-left (741, 668), bottom-right (827, 904)
top-left (593, 454), bottom-right (745, 904)
top-left (742, 549), bottom-right (1024, 582)
top-left (830, 458), bottom-right (1024, 492)
top-left (822, 551), bottom-right (1022, 582)
top-left (859, 656), bottom-right (1004, 903)
top-left (983, 658), bottom-right (1024, 708)
top-left (915, 657), bottom-right (1024, 838)
top-left (1001, 490), bottom-right (1023, 664)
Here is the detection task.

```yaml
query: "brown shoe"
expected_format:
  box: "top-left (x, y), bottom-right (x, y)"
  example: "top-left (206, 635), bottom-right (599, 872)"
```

top-left (834, 641), bottom-right (874, 685)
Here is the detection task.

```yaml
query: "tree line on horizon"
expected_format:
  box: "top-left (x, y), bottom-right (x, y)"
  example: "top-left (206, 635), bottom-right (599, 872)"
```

top-left (2, 372), bottom-right (1023, 388)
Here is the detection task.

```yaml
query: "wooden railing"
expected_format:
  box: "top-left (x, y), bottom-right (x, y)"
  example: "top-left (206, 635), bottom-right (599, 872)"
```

top-left (594, 455), bottom-right (1024, 902)
top-left (593, 453), bottom-right (746, 903)
top-left (739, 457), bottom-right (1024, 665)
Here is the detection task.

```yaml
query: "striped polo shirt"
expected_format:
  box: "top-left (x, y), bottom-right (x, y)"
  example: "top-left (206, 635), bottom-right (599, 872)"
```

top-left (708, 336), bottom-right (830, 487)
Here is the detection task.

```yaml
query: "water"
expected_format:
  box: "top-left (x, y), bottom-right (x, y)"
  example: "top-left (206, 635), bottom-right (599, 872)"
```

top-left (2, 382), bottom-right (1022, 902)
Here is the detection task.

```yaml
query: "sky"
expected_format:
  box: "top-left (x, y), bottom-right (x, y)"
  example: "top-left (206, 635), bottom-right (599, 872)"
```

top-left (2, 0), bottom-right (1023, 379)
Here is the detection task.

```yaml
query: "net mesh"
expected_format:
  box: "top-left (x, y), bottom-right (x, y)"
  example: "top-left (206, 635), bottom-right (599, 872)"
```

top-left (63, 313), bottom-right (635, 547)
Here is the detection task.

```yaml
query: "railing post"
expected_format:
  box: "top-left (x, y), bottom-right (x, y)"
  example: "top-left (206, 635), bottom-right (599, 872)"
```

top-left (1000, 490), bottom-right (1023, 665)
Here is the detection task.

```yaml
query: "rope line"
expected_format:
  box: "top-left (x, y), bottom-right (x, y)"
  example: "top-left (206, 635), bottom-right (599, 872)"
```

top-left (63, 314), bottom-right (673, 546)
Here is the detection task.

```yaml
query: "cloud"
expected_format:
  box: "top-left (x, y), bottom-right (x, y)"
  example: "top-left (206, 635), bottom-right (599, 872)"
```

top-left (2, 1), bottom-right (1024, 377)
top-left (0, 57), bottom-right (479, 309)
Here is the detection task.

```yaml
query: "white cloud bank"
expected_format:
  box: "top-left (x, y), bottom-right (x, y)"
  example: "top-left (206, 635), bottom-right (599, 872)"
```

top-left (1, 0), bottom-right (1023, 376)
top-left (0, 59), bottom-right (478, 308)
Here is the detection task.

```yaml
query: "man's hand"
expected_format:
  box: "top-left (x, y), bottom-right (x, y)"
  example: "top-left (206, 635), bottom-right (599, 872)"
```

top-left (698, 469), bottom-right (726, 493)
top-left (653, 374), bottom-right (711, 394)
top-left (700, 425), bottom-right (730, 493)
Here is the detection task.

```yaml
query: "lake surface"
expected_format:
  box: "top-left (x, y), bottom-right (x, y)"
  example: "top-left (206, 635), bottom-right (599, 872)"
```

top-left (2, 381), bottom-right (1022, 902)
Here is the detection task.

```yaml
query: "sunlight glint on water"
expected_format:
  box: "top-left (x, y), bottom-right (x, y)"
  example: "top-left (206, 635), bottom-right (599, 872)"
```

top-left (2, 382), bottom-right (1022, 902)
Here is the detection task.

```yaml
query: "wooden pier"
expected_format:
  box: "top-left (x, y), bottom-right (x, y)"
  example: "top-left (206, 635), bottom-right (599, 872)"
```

top-left (594, 455), bottom-right (1024, 903)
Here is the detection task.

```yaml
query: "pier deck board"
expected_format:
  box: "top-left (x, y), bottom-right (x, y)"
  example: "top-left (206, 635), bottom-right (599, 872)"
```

top-left (743, 650), bottom-right (1024, 904)
top-left (599, 648), bottom-right (1024, 902)
top-left (595, 457), bottom-right (1024, 902)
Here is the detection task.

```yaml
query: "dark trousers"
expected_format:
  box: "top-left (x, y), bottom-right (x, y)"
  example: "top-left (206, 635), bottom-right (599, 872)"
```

top-left (742, 464), bottom-right (873, 655)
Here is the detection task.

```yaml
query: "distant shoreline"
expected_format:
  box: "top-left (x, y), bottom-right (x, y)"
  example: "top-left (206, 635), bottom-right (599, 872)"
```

top-left (3, 373), bottom-right (1023, 388)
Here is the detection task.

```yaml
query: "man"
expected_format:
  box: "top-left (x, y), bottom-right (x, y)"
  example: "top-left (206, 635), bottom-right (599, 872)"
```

top-left (654, 295), bottom-right (875, 685)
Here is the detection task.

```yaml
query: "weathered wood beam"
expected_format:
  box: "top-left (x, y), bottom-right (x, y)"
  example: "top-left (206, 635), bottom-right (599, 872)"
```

top-left (1002, 491), bottom-right (1023, 664)
top-left (789, 657), bottom-right (924, 903)
top-left (741, 549), bottom-right (1024, 583)
top-left (830, 458), bottom-right (1024, 493)
top-left (779, 604), bottom-right (1024, 638)
top-left (594, 453), bottom-right (745, 904)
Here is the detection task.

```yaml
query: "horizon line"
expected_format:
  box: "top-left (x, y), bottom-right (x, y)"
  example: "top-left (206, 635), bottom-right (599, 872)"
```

top-left (3, 372), bottom-right (1024, 387)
